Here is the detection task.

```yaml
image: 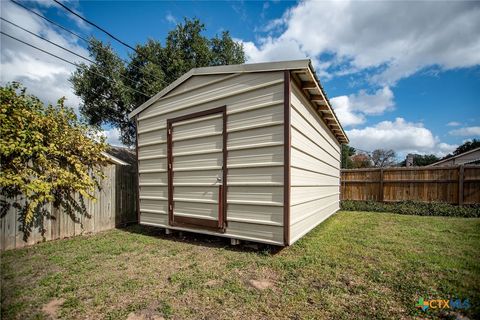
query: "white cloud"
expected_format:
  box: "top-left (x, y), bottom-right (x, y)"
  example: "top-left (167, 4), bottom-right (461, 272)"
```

top-left (347, 118), bottom-right (456, 157)
top-left (102, 127), bottom-right (124, 146)
top-left (449, 126), bottom-right (480, 137)
top-left (329, 95), bottom-right (365, 126)
top-left (0, 0), bottom-right (88, 110)
top-left (240, 36), bottom-right (309, 64)
top-left (436, 143), bottom-right (458, 155)
top-left (260, 17), bottom-right (283, 33)
top-left (350, 87), bottom-right (395, 115)
top-left (243, 1), bottom-right (480, 85)
top-left (231, 1), bottom-right (248, 22)
top-left (330, 86), bottom-right (394, 126)
top-left (36, 0), bottom-right (91, 30)
top-left (447, 121), bottom-right (462, 127)
top-left (165, 13), bottom-right (176, 24)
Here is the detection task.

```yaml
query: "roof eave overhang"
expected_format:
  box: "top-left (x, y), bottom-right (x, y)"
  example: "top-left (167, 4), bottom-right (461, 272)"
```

top-left (288, 62), bottom-right (349, 144)
top-left (101, 151), bottom-right (130, 166)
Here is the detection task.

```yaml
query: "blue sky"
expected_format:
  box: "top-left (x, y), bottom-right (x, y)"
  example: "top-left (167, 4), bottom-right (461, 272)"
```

top-left (1, 0), bottom-right (479, 158)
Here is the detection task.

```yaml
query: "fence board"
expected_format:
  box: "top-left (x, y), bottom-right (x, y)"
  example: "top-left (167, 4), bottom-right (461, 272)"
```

top-left (464, 166), bottom-right (480, 204)
top-left (1, 162), bottom-right (138, 251)
top-left (341, 165), bottom-right (479, 204)
top-left (5, 199), bottom-right (16, 250)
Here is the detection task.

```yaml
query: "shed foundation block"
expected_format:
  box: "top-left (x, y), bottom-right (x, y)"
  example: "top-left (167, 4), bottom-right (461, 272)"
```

top-left (230, 238), bottom-right (241, 246)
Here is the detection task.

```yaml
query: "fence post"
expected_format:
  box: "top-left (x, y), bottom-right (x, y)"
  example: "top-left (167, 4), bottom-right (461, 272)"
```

top-left (340, 171), bottom-right (343, 200)
top-left (379, 168), bottom-right (384, 202)
top-left (458, 165), bottom-right (464, 206)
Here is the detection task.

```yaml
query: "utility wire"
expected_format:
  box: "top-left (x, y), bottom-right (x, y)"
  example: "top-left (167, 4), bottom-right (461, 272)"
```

top-left (0, 31), bottom-right (150, 98)
top-left (52, 0), bottom-right (172, 77)
top-left (10, 0), bottom-right (90, 43)
top-left (52, 0), bottom-right (137, 52)
top-left (1, 17), bottom-right (96, 64)
top-left (9, 0), bottom-right (167, 85)
top-left (1, 17), bottom-right (151, 91)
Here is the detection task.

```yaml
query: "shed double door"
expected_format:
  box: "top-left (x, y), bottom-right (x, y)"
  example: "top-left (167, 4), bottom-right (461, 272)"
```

top-left (167, 106), bottom-right (227, 232)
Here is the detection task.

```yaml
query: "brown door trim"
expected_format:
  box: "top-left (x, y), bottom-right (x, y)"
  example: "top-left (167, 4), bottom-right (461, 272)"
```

top-left (167, 106), bottom-right (227, 232)
top-left (167, 105), bottom-right (226, 123)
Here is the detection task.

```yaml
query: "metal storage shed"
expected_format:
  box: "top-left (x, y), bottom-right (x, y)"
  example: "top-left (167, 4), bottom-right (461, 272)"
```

top-left (128, 59), bottom-right (348, 246)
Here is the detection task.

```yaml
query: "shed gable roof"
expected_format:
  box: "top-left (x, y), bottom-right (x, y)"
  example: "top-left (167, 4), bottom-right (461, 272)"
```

top-left (129, 59), bottom-right (348, 144)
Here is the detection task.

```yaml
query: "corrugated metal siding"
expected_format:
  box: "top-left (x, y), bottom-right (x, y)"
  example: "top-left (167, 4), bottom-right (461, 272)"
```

top-left (289, 82), bottom-right (341, 244)
top-left (167, 74), bottom-right (234, 96)
top-left (170, 115), bottom-right (223, 220)
top-left (136, 71), bottom-right (285, 245)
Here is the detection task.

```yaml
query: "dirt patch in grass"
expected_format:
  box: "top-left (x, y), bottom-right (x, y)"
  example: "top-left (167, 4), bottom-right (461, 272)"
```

top-left (42, 298), bottom-right (65, 319)
top-left (244, 266), bottom-right (279, 291)
top-left (1, 212), bottom-right (479, 319)
top-left (248, 279), bottom-right (274, 290)
top-left (203, 279), bottom-right (221, 288)
top-left (126, 310), bottom-right (165, 320)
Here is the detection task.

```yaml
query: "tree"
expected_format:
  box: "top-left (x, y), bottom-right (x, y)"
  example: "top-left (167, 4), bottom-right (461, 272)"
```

top-left (71, 18), bottom-right (246, 145)
top-left (72, 38), bottom-right (140, 145)
top-left (454, 138), bottom-right (480, 155)
top-left (211, 31), bottom-right (246, 66)
top-left (341, 144), bottom-right (356, 169)
top-left (443, 139), bottom-right (480, 159)
top-left (399, 154), bottom-right (440, 166)
top-left (371, 149), bottom-right (396, 167)
top-left (351, 153), bottom-right (372, 168)
top-left (414, 154), bottom-right (440, 166)
top-left (0, 83), bottom-right (107, 239)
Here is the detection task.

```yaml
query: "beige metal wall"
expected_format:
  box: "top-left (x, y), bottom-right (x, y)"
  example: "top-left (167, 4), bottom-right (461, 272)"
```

top-left (136, 71), bottom-right (285, 245)
top-left (289, 82), bottom-right (341, 244)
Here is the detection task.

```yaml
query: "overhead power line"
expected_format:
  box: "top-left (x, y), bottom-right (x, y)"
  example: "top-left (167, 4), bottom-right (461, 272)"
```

top-left (0, 31), bottom-right (150, 98)
top-left (1, 17), bottom-right (151, 91)
top-left (52, 0), bottom-right (171, 76)
top-left (52, 0), bottom-right (137, 52)
top-left (10, 0), bottom-right (90, 43)
top-left (9, 0), bottom-right (167, 85)
top-left (1, 17), bottom-right (96, 64)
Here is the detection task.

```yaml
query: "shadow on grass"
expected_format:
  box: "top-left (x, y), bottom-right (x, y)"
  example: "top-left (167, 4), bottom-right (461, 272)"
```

top-left (119, 223), bottom-right (285, 255)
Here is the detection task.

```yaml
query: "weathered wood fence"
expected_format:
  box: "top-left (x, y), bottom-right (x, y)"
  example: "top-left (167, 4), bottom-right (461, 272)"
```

top-left (0, 163), bottom-right (137, 251)
top-left (341, 165), bottom-right (480, 204)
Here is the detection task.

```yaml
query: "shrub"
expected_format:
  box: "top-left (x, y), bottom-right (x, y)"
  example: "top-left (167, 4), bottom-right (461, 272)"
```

top-left (340, 200), bottom-right (480, 218)
top-left (0, 82), bottom-right (107, 239)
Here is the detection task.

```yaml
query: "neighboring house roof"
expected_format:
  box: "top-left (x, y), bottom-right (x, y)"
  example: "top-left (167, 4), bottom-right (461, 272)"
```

top-left (428, 147), bottom-right (480, 167)
top-left (102, 146), bottom-right (136, 166)
top-left (128, 59), bottom-right (348, 144)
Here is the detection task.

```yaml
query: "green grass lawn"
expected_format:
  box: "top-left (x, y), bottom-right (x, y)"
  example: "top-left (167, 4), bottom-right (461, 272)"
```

top-left (1, 211), bottom-right (479, 319)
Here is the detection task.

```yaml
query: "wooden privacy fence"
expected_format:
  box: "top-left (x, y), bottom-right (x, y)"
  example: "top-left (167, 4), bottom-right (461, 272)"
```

top-left (341, 165), bottom-right (480, 204)
top-left (0, 162), bottom-right (137, 251)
